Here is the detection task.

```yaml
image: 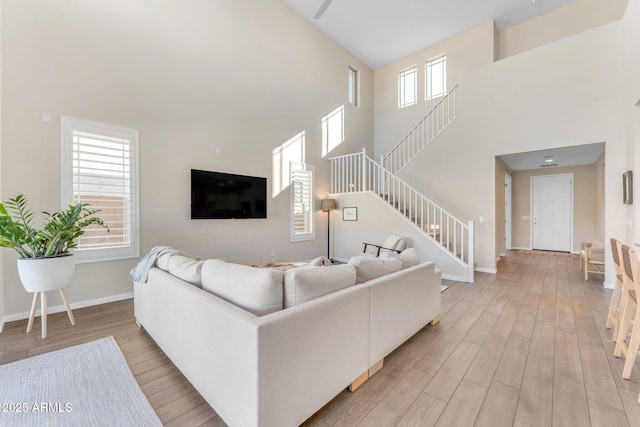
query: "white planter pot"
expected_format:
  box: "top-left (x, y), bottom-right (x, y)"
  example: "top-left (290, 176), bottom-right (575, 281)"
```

top-left (17, 254), bottom-right (76, 293)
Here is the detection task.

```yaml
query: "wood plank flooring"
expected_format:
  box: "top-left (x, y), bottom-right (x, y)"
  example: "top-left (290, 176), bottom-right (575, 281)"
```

top-left (1, 250), bottom-right (639, 426)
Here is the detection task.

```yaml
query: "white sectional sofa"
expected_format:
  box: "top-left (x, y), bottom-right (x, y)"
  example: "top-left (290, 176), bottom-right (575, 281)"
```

top-left (133, 252), bottom-right (441, 427)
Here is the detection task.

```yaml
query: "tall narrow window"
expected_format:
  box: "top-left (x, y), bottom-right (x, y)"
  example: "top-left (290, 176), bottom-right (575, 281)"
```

top-left (398, 66), bottom-right (417, 108)
top-left (322, 106), bottom-right (345, 157)
top-left (61, 116), bottom-right (139, 263)
top-left (348, 66), bottom-right (359, 106)
top-left (290, 162), bottom-right (315, 242)
top-left (426, 55), bottom-right (446, 100)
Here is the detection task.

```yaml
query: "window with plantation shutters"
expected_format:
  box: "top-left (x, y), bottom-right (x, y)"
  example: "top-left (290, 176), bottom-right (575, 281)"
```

top-left (290, 162), bottom-right (315, 242)
top-left (61, 116), bottom-right (139, 263)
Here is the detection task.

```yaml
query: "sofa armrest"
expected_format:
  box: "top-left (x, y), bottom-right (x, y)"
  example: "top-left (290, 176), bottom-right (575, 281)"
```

top-left (368, 261), bottom-right (441, 366)
top-left (252, 284), bottom-right (370, 427)
top-left (135, 268), bottom-right (259, 427)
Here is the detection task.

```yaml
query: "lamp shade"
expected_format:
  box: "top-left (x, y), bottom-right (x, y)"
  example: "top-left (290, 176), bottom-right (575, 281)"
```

top-left (321, 198), bottom-right (336, 211)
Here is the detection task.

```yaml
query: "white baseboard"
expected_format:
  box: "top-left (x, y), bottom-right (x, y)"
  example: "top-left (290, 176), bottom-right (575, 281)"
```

top-left (603, 281), bottom-right (615, 290)
top-left (510, 247), bottom-right (531, 251)
top-left (499, 253), bottom-right (506, 258)
top-left (476, 267), bottom-right (498, 274)
top-left (0, 292), bottom-right (133, 329)
top-left (441, 274), bottom-right (468, 282)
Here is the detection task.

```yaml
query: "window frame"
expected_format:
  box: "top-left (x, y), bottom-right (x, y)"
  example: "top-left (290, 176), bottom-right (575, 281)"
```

top-left (398, 66), bottom-right (418, 109)
top-left (60, 116), bottom-right (140, 263)
top-left (348, 65), bottom-right (359, 106)
top-left (290, 162), bottom-right (315, 242)
top-left (425, 55), bottom-right (447, 100)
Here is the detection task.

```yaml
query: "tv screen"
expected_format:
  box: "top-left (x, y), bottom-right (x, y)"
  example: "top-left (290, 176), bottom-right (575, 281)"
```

top-left (191, 169), bottom-right (267, 219)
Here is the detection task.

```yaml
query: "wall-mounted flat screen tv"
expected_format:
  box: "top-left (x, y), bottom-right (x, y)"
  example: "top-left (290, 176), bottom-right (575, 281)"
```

top-left (191, 169), bottom-right (267, 219)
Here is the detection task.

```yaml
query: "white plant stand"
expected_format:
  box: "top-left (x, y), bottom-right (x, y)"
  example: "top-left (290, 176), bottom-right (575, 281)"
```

top-left (17, 254), bottom-right (77, 339)
top-left (26, 289), bottom-right (76, 339)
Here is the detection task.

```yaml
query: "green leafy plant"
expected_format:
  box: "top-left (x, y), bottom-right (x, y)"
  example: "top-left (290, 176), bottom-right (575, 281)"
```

top-left (0, 194), bottom-right (109, 258)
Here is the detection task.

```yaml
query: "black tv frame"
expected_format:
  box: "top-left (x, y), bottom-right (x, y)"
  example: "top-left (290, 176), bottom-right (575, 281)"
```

top-left (190, 169), bottom-right (267, 219)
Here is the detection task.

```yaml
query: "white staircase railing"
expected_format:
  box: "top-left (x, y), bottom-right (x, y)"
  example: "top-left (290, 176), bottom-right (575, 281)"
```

top-left (381, 84), bottom-right (459, 175)
top-left (331, 149), bottom-right (474, 282)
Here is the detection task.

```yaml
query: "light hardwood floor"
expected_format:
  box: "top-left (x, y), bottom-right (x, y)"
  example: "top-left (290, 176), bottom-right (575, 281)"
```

top-left (1, 251), bottom-right (639, 426)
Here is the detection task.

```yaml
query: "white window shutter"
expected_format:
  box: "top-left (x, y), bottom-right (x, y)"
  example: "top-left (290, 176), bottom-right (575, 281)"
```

top-left (61, 117), bottom-right (139, 263)
top-left (290, 162), bottom-right (315, 242)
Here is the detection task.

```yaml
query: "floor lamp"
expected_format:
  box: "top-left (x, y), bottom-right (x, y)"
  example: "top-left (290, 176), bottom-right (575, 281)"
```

top-left (321, 198), bottom-right (336, 259)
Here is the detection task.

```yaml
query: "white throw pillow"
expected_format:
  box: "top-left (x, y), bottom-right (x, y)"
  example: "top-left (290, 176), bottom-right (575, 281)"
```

top-left (398, 248), bottom-right (421, 269)
top-left (283, 264), bottom-right (357, 308)
top-left (347, 255), bottom-right (402, 284)
top-left (308, 256), bottom-right (324, 267)
top-left (380, 248), bottom-right (420, 269)
top-left (201, 260), bottom-right (284, 316)
top-left (168, 255), bottom-right (206, 288)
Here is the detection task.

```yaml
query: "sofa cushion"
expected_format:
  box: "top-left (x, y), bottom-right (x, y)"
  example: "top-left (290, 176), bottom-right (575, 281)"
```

top-left (348, 256), bottom-right (402, 284)
top-left (168, 255), bottom-right (205, 288)
top-left (283, 264), bottom-right (357, 308)
top-left (201, 260), bottom-right (284, 316)
top-left (381, 248), bottom-right (420, 269)
top-left (155, 253), bottom-right (174, 271)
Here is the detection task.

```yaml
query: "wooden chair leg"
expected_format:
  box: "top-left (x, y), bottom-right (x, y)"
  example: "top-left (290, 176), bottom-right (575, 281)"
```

top-left (40, 292), bottom-right (47, 340)
top-left (622, 309), bottom-right (640, 379)
top-left (59, 288), bottom-right (76, 326)
top-left (614, 292), bottom-right (633, 357)
top-left (606, 280), bottom-right (623, 330)
top-left (26, 292), bottom-right (39, 333)
top-left (584, 256), bottom-right (589, 280)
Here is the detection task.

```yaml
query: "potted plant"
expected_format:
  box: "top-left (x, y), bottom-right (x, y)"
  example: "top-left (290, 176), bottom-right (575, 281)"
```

top-left (0, 194), bottom-right (108, 292)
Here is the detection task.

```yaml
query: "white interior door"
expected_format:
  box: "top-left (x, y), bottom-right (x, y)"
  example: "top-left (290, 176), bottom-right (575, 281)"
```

top-left (505, 172), bottom-right (512, 250)
top-left (531, 174), bottom-right (573, 252)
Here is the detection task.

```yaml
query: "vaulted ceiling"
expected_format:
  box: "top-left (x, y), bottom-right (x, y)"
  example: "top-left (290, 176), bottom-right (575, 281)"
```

top-left (282, 0), bottom-right (577, 69)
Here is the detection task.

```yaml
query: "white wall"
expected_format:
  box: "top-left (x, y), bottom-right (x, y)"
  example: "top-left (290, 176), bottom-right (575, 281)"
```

top-left (1, 0), bottom-right (374, 320)
top-left (376, 15), bottom-right (634, 286)
top-left (331, 192), bottom-right (467, 281)
top-left (373, 21), bottom-right (496, 159)
top-left (499, 0), bottom-right (628, 59)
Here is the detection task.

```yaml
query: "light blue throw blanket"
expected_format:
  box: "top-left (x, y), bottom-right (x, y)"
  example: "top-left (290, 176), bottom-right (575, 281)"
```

top-left (130, 246), bottom-right (183, 283)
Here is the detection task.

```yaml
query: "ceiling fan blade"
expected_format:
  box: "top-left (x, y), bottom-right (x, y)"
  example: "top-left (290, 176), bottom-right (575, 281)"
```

top-left (313, 0), bottom-right (334, 19)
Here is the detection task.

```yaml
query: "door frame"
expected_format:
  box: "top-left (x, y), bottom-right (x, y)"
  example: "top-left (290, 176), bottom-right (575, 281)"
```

top-left (529, 173), bottom-right (574, 252)
top-left (505, 172), bottom-right (512, 250)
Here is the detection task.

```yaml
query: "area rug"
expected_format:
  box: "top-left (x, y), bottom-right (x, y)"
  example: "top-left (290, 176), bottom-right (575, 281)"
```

top-left (0, 337), bottom-right (161, 427)
top-left (441, 285), bottom-right (449, 292)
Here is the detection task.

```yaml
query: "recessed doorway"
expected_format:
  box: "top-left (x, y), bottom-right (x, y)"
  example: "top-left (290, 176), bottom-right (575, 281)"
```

top-left (531, 174), bottom-right (573, 252)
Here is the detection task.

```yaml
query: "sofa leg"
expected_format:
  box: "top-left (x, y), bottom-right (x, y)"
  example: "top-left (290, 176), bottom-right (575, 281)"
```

top-left (349, 359), bottom-right (385, 392)
top-left (349, 371), bottom-right (369, 392)
top-left (430, 315), bottom-right (441, 325)
top-left (369, 359), bottom-right (384, 377)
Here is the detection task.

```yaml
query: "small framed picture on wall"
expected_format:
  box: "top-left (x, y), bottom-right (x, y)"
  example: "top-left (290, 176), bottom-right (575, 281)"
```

top-left (342, 207), bottom-right (357, 221)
